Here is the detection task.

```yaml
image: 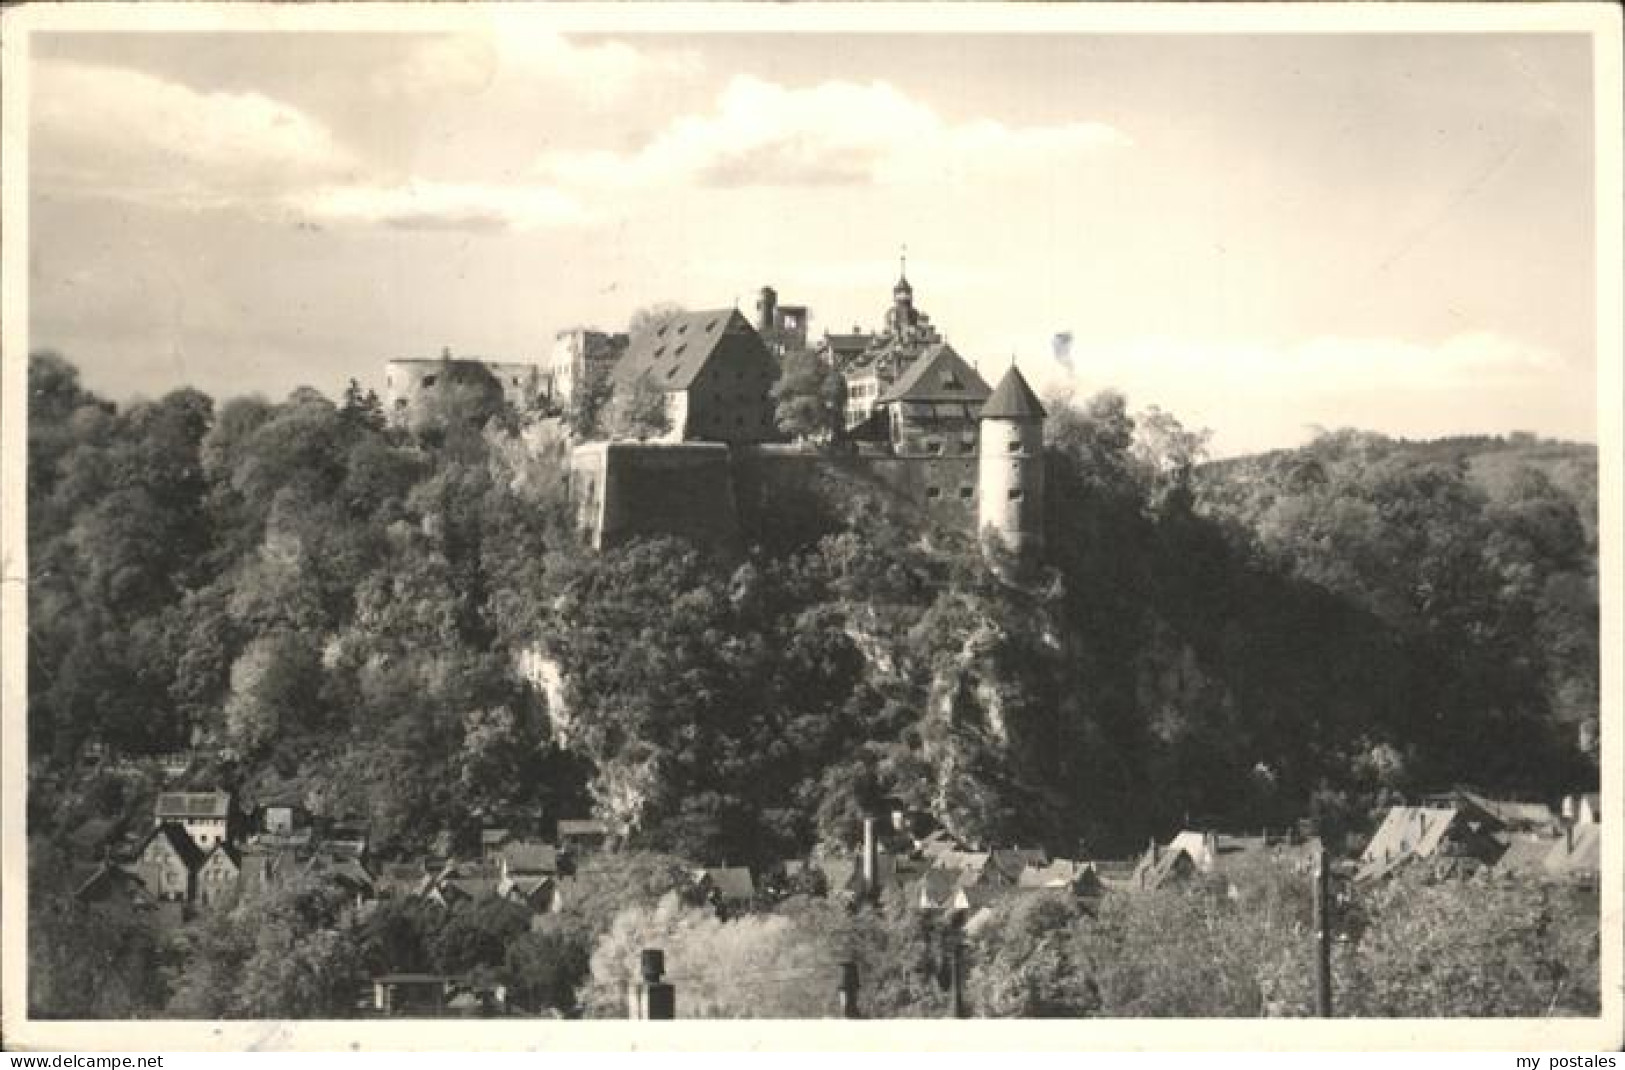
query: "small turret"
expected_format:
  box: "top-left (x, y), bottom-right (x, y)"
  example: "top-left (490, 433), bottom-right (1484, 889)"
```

top-left (977, 364), bottom-right (1047, 556)
top-left (755, 285), bottom-right (778, 335)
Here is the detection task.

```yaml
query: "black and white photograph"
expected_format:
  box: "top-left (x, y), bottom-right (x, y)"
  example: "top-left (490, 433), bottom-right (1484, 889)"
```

top-left (1, 1), bottom-right (1619, 1050)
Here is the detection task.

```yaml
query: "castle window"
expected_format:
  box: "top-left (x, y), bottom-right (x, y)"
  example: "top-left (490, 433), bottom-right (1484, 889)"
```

top-left (706, 319), bottom-right (719, 332)
top-left (1007, 439), bottom-right (1021, 453)
top-left (657, 326), bottom-right (668, 337)
top-left (675, 344), bottom-right (687, 356)
top-left (1008, 487), bottom-right (1024, 501)
top-left (925, 440), bottom-right (943, 455)
top-left (926, 486), bottom-right (941, 500)
top-left (654, 346), bottom-right (666, 357)
top-left (959, 486), bottom-right (974, 500)
top-left (422, 375), bottom-right (438, 388)
top-left (678, 323), bottom-right (688, 334)
top-left (667, 365), bottom-right (679, 379)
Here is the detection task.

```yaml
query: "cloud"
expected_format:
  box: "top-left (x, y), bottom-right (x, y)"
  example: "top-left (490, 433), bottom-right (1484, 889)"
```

top-left (32, 58), bottom-right (585, 233)
top-left (539, 75), bottom-right (1129, 189)
top-left (294, 180), bottom-right (585, 232)
top-left (33, 59), bottom-right (360, 210)
top-left (371, 30), bottom-right (699, 104)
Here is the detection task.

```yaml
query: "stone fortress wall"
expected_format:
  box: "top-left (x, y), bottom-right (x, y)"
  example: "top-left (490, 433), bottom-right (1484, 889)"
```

top-left (384, 353), bottom-right (547, 427)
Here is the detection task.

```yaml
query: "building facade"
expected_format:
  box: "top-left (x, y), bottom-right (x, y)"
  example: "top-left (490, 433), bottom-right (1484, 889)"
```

top-left (385, 350), bottom-right (547, 429)
top-left (754, 286), bottom-right (810, 359)
top-left (154, 791), bottom-right (233, 850)
top-left (609, 308), bottom-right (781, 444)
top-left (545, 328), bottom-right (630, 409)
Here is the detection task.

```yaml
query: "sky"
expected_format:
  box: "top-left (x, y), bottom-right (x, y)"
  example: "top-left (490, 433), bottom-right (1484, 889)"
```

top-left (26, 19), bottom-right (1600, 456)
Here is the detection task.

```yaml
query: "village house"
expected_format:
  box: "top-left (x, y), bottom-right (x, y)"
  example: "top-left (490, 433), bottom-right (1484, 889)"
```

top-left (693, 867), bottom-right (757, 912)
top-left (1018, 860), bottom-right (1105, 899)
top-left (321, 819), bottom-right (370, 861)
top-left (255, 796), bottom-right (307, 837)
top-left (1130, 831), bottom-right (1319, 898)
top-left (496, 840), bottom-right (560, 877)
top-left (73, 861), bottom-right (153, 908)
top-left (556, 818), bottom-right (610, 853)
top-left (370, 974), bottom-right (452, 1017)
top-left (1562, 792), bottom-right (1601, 826)
top-left (1543, 823), bottom-right (1601, 882)
top-left (133, 823), bottom-right (204, 904)
top-left (305, 853), bottom-right (378, 909)
top-left (153, 791), bottom-right (234, 850)
top-left (196, 843), bottom-right (242, 909)
top-left (1356, 799), bottom-right (1506, 882)
top-left (480, 828), bottom-right (514, 859)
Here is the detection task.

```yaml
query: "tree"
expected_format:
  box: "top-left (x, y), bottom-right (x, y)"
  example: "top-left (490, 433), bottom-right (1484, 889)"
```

top-left (222, 631), bottom-right (325, 757)
top-left (340, 378), bottom-right (386, 433)
top-left (427, 898), bottom-right (533, 976)
top-left (611, 371), bottom-right (672, 441)
top-left (1340, 873), bottom-right (1599, 1016)
top-left (628, 303), bottom-right (686, 337)
top-left (771, 350), bottom-right (844, 445)
top-left (505, 922), bottom-right (592, 1013)
top-left (565, 364), bottom-right (614, 442)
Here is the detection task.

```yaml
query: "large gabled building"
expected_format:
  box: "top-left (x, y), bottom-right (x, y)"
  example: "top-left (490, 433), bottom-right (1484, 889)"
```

top-left (609, 308), bottom-right (781, 444)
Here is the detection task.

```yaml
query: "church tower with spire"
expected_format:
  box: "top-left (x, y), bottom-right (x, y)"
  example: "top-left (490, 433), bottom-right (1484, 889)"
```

top-left (884, 250), bottom-right (925, 343)
top-left (977, 364), bottom-right (1047, 556)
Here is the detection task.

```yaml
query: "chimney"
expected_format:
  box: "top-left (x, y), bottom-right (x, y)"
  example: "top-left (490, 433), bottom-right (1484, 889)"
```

top-left (861, 817), bottom-right (879, 897)
top-left (1148, 837), bottom-right (1159, 864)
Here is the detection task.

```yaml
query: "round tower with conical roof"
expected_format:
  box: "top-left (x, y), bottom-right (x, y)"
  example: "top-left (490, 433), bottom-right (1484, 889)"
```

top-left (978, 364), bottom-right (1047, 555)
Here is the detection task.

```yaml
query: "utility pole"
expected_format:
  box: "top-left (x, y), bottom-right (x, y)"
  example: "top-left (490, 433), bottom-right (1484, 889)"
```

top-left (838, 961), bottom-right (861, 1019)
top-left (1313, 845), bottom-right (1333, 1017)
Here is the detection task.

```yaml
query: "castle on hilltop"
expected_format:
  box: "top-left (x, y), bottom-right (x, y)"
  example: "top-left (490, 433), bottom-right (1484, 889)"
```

top-left (382, 263), bottom-right (1049, 558)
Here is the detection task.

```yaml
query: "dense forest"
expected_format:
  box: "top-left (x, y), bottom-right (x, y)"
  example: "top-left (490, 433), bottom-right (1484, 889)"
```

top-left (27, 352), bottom-right (1597, 864)
top-left (24, 351), bottom-right (1600, 1018)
